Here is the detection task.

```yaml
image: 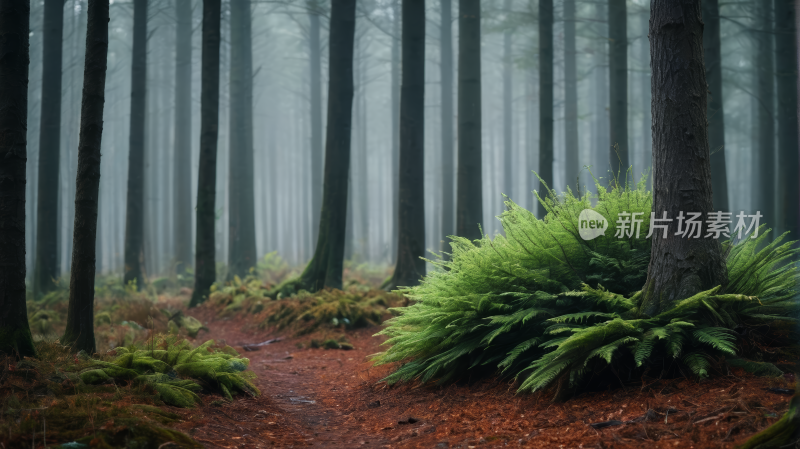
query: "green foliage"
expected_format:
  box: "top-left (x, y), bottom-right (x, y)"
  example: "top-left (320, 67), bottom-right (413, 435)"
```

top-left (373, 179), bottom-right (799, 396)
top-left (259, 288), bottom-right (405, 335)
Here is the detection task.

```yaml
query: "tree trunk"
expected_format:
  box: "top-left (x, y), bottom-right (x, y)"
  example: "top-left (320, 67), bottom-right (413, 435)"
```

top-left (34, 0), bottom-right (65, 299)
top-left (190, 0), bottom-right (221, 307)
top-left (640, 9), bottom-right (652, 179)
top-left (775, 0), bottom-right (799, 239)
top-left (63, 0), bottom-right (109, 354)
top-left (174, 0), bottom-right (193, 274)
top-left (456, 0), bottom-right (483, 239)
top-left (609, 0), bottom-right (628, 175)
top-left (502, 0), bottom-right (513, 198)
top-left (757, 0), bottom-right (775, 227)
top-left (440, 0), bottom-right (454, 250)
top-left (701, 0), bottom-right (729, 212)
top-left (564, 0), bottom-right (579, 188)
top-left (228, 0), bottom-right (257, 277)
top-left (391, 0), bottom-right (400, 260)
top-left (640, 0), bottom-right (728, 317)
top-left (537, 0), bottom-right (553, 219)
top-left (387, 0), bottom-right (425, 290)
top-left (123, 0), bottom-right (147, 289)
top-left (294, 0), bottom-right (356, 292)
top-left (309, 0), bottom-right (323, 249)
top-left (0, 0), bottom-right (36, 357)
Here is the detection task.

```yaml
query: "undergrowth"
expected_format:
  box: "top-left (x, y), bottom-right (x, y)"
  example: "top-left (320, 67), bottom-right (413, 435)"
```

top-left (373, 177), bottom-right (800, 398)
top-left (0, 335), bottom-right (259, 447)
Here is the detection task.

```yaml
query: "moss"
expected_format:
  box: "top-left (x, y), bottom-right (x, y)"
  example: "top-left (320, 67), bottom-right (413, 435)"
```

top-left (740, 392), bottom-right (800, 449)
top-left (79, 368), bottom-right (112, 384)
top-left (0, 326), bottom-right (36, 358)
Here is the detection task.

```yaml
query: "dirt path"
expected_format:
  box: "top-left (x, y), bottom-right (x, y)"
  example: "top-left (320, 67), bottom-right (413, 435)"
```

top-left (171, 312), bottom-right (795, 449)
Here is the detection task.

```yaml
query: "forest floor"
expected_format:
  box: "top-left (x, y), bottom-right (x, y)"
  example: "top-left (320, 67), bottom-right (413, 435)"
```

top-left (167, 306), bottom-right (797, 449)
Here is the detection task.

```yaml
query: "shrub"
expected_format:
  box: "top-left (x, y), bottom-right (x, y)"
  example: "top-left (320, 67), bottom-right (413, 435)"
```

top-left (373, 178), bottom-right (799, 397)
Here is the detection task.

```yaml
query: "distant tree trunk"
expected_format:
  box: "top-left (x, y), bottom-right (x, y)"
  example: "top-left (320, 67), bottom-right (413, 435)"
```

top-left (0, 0), bottom-right (36, 357)
top-left (309, 0), bottom-right (323, 248)
top-left (33, 0), bottom-right (65, 299)
top-left (701, 0), bottom-right (729, 212)
top-left (456, 0), bottom-right (483, 239)
top-left (640, 9), bottom-right (652, 178)
top-left (757, 0), bottom-right (775, 226)
top-left (387, 0), bottom-right (425, 290)
top-left (775, 0), bottom-right (799, 239)
top-left (608, 0), bottom-right (628, 175)
top-left (294, 0), bottom-right (356, 292)
top-left (564, 0), bottom-right (579, 187)
top-left (228, 0), bottom-right (257, 277)
top-left (123, 0), bottom-right (147, 289)
top-left (502, 0), bottom-right (513, 198)
top-left (174, 0), bottom-right (193, 274)
top-left (190, 0), bottom-right (222, 307)
top-left (440, 0), bottom-right (454, 249)
top-left (391, 0), bottom-right (400, 260)
top-left (63, 0), bottom-right (109, 354)
top-left (537, 0), bottom-right (553, 219)
top-left (640, 0), bottom-right (727, 317)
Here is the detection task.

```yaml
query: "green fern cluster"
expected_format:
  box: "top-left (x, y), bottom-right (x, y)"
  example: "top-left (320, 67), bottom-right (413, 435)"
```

top-left (82, 336), bottom-right (259, 407)
top-left (373, 179), bottom-right (799, 395)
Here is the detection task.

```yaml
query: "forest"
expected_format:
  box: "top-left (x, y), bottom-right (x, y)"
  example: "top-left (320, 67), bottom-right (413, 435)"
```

top-left (1, 0), bottom-right (800, 447)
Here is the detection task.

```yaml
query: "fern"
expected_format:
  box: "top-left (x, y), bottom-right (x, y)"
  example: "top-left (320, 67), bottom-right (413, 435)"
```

top-left (373, 177), bottom-right (799, 395)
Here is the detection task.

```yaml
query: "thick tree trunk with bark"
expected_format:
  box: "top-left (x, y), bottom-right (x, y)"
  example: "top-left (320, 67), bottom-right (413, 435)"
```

top-left (701, 0), bottom-right (729, 212)
top-left (309, 0), bottom-right (323, 248)
top-left (537, 0), bottom-right (553, 219)
top-left (775, 0), bottom-right (799, 239)
top-left (640, 0), bottom-right (728, 317)
top-left (63, 0), bottom-right (109, 354)
top-left (502, 0), bottom-right (513, 198)
top-left (123, 0), bottom-right (147, 289)
top-left (293, 0), bottom-right (356, 292)
top-left (564, 0), bottom-right (578, 187)
top-left (34, 0), bottom-right (65, 299)
top-left (609, 0), bottom-right (628, 174)
top-left (387, 0), bottom-right (425, 290)
top-left (440, 0), bottom-right (454, 249)
top-left (174, 0), bottom-right (193, 274)
top-left (228, 0), bottom-right (257, 277)
top-left (757, 0), bottom-right (775, 226)
top-left (0, 0), bottom-right (36, 357)
top-left (456, 0), bottom-right (483, 239)
top-left (190, 0), bottom-right (222, 307)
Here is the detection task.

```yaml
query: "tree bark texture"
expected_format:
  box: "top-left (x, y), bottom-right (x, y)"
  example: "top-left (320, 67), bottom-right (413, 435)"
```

top-left (388, 0), bottom-right (426, 290)
top-left (537, 0), bottom-right (553, 219)
top-left (228, 0), bottom-right (257, 277)
top-left (298, 0), bottom-right (356, 291)
top-left (63, 0), bottom-right (109, 354)
top-left (190, 0), bottom-right (221, 307)
top-left (123, 0), bottom-right (147, 288)
top-left (34, 0), bottom-right (65, 299)
top-left (456, 0), bottom-right (483, 239)
top-left (174, 0), bottom-right (193, 274)
top-left (609, 0), bottom-right (628, 175)
top-left (640, 0), bottom-right (727, 317)
top-left (0, 0), bottom-right (36, 357)
top-left (701, 0), bottom-right (729, 212)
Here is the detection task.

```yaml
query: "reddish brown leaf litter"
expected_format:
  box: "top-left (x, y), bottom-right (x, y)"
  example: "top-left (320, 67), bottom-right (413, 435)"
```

top-left (180, 309), bottom-right (795, 448)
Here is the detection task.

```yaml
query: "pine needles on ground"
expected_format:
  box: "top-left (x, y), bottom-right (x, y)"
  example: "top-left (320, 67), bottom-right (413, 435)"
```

top-left (372, 179), bottom-right (799, 396)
